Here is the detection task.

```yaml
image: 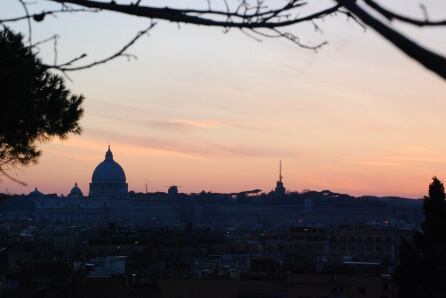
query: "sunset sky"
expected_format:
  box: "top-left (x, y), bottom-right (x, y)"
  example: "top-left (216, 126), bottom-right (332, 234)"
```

top-left (2, 0), bottom-right (446, 198)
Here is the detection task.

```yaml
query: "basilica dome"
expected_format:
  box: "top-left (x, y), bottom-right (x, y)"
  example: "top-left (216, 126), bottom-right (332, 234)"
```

top-left (68, 182), bottom-right (83, 198)
top-left (92, 146), bottom-right (126, 183)
top-left (89, 146), bottom-right (128, 199)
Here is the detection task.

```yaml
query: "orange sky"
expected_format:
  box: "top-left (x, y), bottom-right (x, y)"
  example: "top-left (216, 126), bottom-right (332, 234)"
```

top-left (2, 0), bottom-right (446, 198)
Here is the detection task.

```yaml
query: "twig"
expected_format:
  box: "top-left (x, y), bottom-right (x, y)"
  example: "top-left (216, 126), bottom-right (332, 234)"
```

top-left (44, 22), bottom-right (156, 72)
top-left (18, 0), bottom-right (32, 44)
top-left (363, 0), bottom-right (446, 27)
top-left (0, 168), bottom-right (27, 186)
top-left (0, 8), bottom-right (98, 23)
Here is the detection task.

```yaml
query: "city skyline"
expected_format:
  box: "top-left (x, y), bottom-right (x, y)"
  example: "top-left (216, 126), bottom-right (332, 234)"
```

top-left (2, 2), bottom-right (446, 297)
top-left (2, 141), bottom-right (437, 199)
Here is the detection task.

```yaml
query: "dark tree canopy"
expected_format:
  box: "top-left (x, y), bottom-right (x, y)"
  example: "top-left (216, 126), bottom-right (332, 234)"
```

top-left (394, 177), bottom-right (446, 298)
top-left (0, 27), bottom-right (84, 183)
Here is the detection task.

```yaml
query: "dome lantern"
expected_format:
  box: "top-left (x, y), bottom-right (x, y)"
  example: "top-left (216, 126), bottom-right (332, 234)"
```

top-left (105, 145), bottom-right (113, 160)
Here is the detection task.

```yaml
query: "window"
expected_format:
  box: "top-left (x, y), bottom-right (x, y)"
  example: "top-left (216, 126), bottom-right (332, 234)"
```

top-left (358, 286), bottom-right (366, 295)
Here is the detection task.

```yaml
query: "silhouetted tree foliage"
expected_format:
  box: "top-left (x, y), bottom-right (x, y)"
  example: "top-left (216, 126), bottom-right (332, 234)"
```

top-left (394, 177), bottom-right (446, 298)
top-left (0, 27), bottom-right (84, 183)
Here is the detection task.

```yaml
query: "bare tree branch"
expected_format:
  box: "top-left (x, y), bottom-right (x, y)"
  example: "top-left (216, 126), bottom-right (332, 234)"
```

top-left (0, 168), bottom-right (27, 186)
top-left (250, 28), bottom-right (328, 51)
top-left (47, 0), bottom-right (341, 29)
top-left (28, 34), bottom-right (59, 48)
top-left (2, 0), bottom-right (445, 79)
top-left (337, 0), bottom-right (446, 80)
top-left (17, 0), bottom-right (32, 44)
top-left (0, 8), bottom-right (98, 23)
top-left (363, 0), bottom-right (446, 27)
top-left (43, 22), bottom-right (156, 72)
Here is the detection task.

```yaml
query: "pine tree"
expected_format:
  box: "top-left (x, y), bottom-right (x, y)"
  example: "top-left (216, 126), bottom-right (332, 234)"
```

top-left (394, 177), bottom-right (446, 298)
top-left (0, 27), bottom-right (84, 182)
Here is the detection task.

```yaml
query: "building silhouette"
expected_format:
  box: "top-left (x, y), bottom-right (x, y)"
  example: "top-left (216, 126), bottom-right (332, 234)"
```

top-left (68, 182), bottom-right (83, 199)
top-left (0, 146), bottom-right (422, 227)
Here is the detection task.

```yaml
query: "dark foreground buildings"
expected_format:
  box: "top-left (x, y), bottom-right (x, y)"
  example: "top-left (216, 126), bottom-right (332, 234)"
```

top-left (0, 147), bottom-right (423, 297)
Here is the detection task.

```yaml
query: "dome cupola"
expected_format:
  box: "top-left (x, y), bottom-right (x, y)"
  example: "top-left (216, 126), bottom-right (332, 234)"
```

top-left (91, 146), bottom-right (126, 183)
top-left (89, 146), bottom-right (128, 199)
top-left (68, 182), bottom-right (83, 198)
top-left (29, 187), bottom-right (44, 197)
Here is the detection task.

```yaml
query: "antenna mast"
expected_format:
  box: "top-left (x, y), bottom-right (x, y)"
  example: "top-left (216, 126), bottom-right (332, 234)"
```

top-left (145, 178), bottom-right (149, 194)
top-left (279, 160), bottom-right (283, 182)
